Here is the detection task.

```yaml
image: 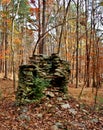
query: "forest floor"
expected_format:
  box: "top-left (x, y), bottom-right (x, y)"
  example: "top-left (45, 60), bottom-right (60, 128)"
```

top-left (0, 78), bottom-right (103, 130)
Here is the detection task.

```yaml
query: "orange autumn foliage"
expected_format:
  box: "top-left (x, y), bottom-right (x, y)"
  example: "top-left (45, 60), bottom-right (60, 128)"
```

top-left (1, 12), bottom-right (6, 18)
top-left (0, 49), bottom-right (10, 59)
top-left (5, 49), bottom-right (10, 54)
top-left (1, 0), bottom-right (11, 5)
top-left (0, 54), bottom-right (4, 59)
top-left (14, 38), bottom-right (21, 45)
top-left (30, 7), bottom-right (39, 14)
top-left (30, 7), bottom-right (40, 18)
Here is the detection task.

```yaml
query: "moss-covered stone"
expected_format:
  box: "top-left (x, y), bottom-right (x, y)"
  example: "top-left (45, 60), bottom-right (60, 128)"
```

top-left (16, 53), bottom-right (70, 104)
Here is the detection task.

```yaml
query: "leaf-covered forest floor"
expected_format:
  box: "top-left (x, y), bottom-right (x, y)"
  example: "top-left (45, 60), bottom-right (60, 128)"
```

top-left (0, 78), bottom-right (103, 130)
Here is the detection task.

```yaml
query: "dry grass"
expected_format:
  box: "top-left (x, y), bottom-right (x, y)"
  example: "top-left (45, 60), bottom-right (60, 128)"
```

top-left (0, 78), bottom-right (15, 102)
top-left (0, 73), bottom-right (18, 80)
top-left (68, 84), bottom-right (103, 105)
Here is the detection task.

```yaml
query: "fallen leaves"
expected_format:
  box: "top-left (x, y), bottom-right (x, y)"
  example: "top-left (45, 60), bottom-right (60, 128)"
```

top-left (0, 79), bottom-right (103, 130)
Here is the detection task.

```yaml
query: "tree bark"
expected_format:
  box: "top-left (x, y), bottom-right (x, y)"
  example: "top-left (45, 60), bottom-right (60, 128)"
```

top-left (39, 0), bottom-right (46, 54)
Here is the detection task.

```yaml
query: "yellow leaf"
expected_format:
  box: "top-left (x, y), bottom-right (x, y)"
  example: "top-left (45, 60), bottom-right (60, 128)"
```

top-left (99, 2), bottom-right (103, 6)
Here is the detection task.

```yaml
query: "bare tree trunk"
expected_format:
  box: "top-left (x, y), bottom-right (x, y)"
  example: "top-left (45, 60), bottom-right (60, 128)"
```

top-left (85, 0), bottom-right (90, 87)
top-left (92, 0), bottom-right (96, 88)
top-left (39, 0), bottom-right (46, 54)
top-left (11, 1), bottom-right (20, 91)
top-left (57, 0), bottom-right (71, 54)
top-left (76, 0), bottom-right (79, 88)
top-left (4, 5), bottom-right (8, 79)
top-left (38, 0), bottom-right (41, 54)
top-left (11, 18), bottom-right (16, 91)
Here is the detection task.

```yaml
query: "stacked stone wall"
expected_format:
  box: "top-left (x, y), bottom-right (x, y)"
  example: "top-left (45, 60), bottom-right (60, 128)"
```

top-left (16, 54), bottom-right (70, 104)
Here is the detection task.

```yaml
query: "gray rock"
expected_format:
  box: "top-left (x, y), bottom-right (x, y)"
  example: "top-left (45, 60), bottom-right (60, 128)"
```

top-left (37, 113), bottom-right (43, 118)
top-left (46, 91), bottom-right (55, 98)
top-left (20, 122), bottom-right (28, 129)
top-left (55, 122), bottom-right (63, 128)
top-left (82, 109), bottom-right (89, 114)
top-left (21, 106), bottom-right (28, 113)
top-left (57, 97), bottom-right (63, 101)
top-left (61, 103), bottom-right (70, 109)
top-left (90, 118), bottom-right (99, 123)
top-left (69, 108), bottom-right (77, 115)
top-left (47, 104), bottom-right (53, 107)
top-left (19, 114), bottom-right (31, 121)
top-left (71, 121), bottom-right (86, 128)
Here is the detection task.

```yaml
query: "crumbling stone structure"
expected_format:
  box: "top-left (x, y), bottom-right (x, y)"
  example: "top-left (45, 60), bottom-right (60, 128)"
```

top-left (16, 53), bottom-right (70, 104)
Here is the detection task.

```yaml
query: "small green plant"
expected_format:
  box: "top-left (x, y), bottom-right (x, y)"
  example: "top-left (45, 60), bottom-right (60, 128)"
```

top-left (32, 77), bottom-right (50, 100)
top-left (16, 77), bottom-right (50, 105)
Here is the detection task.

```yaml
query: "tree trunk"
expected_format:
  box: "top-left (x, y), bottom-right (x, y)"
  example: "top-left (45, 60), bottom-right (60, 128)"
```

top-left (39, 0), bottom-right (46, 54)
top-left (76, 0), bottom-right (79, 88)
top-left (4, 5), bottom-right (8, 79)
